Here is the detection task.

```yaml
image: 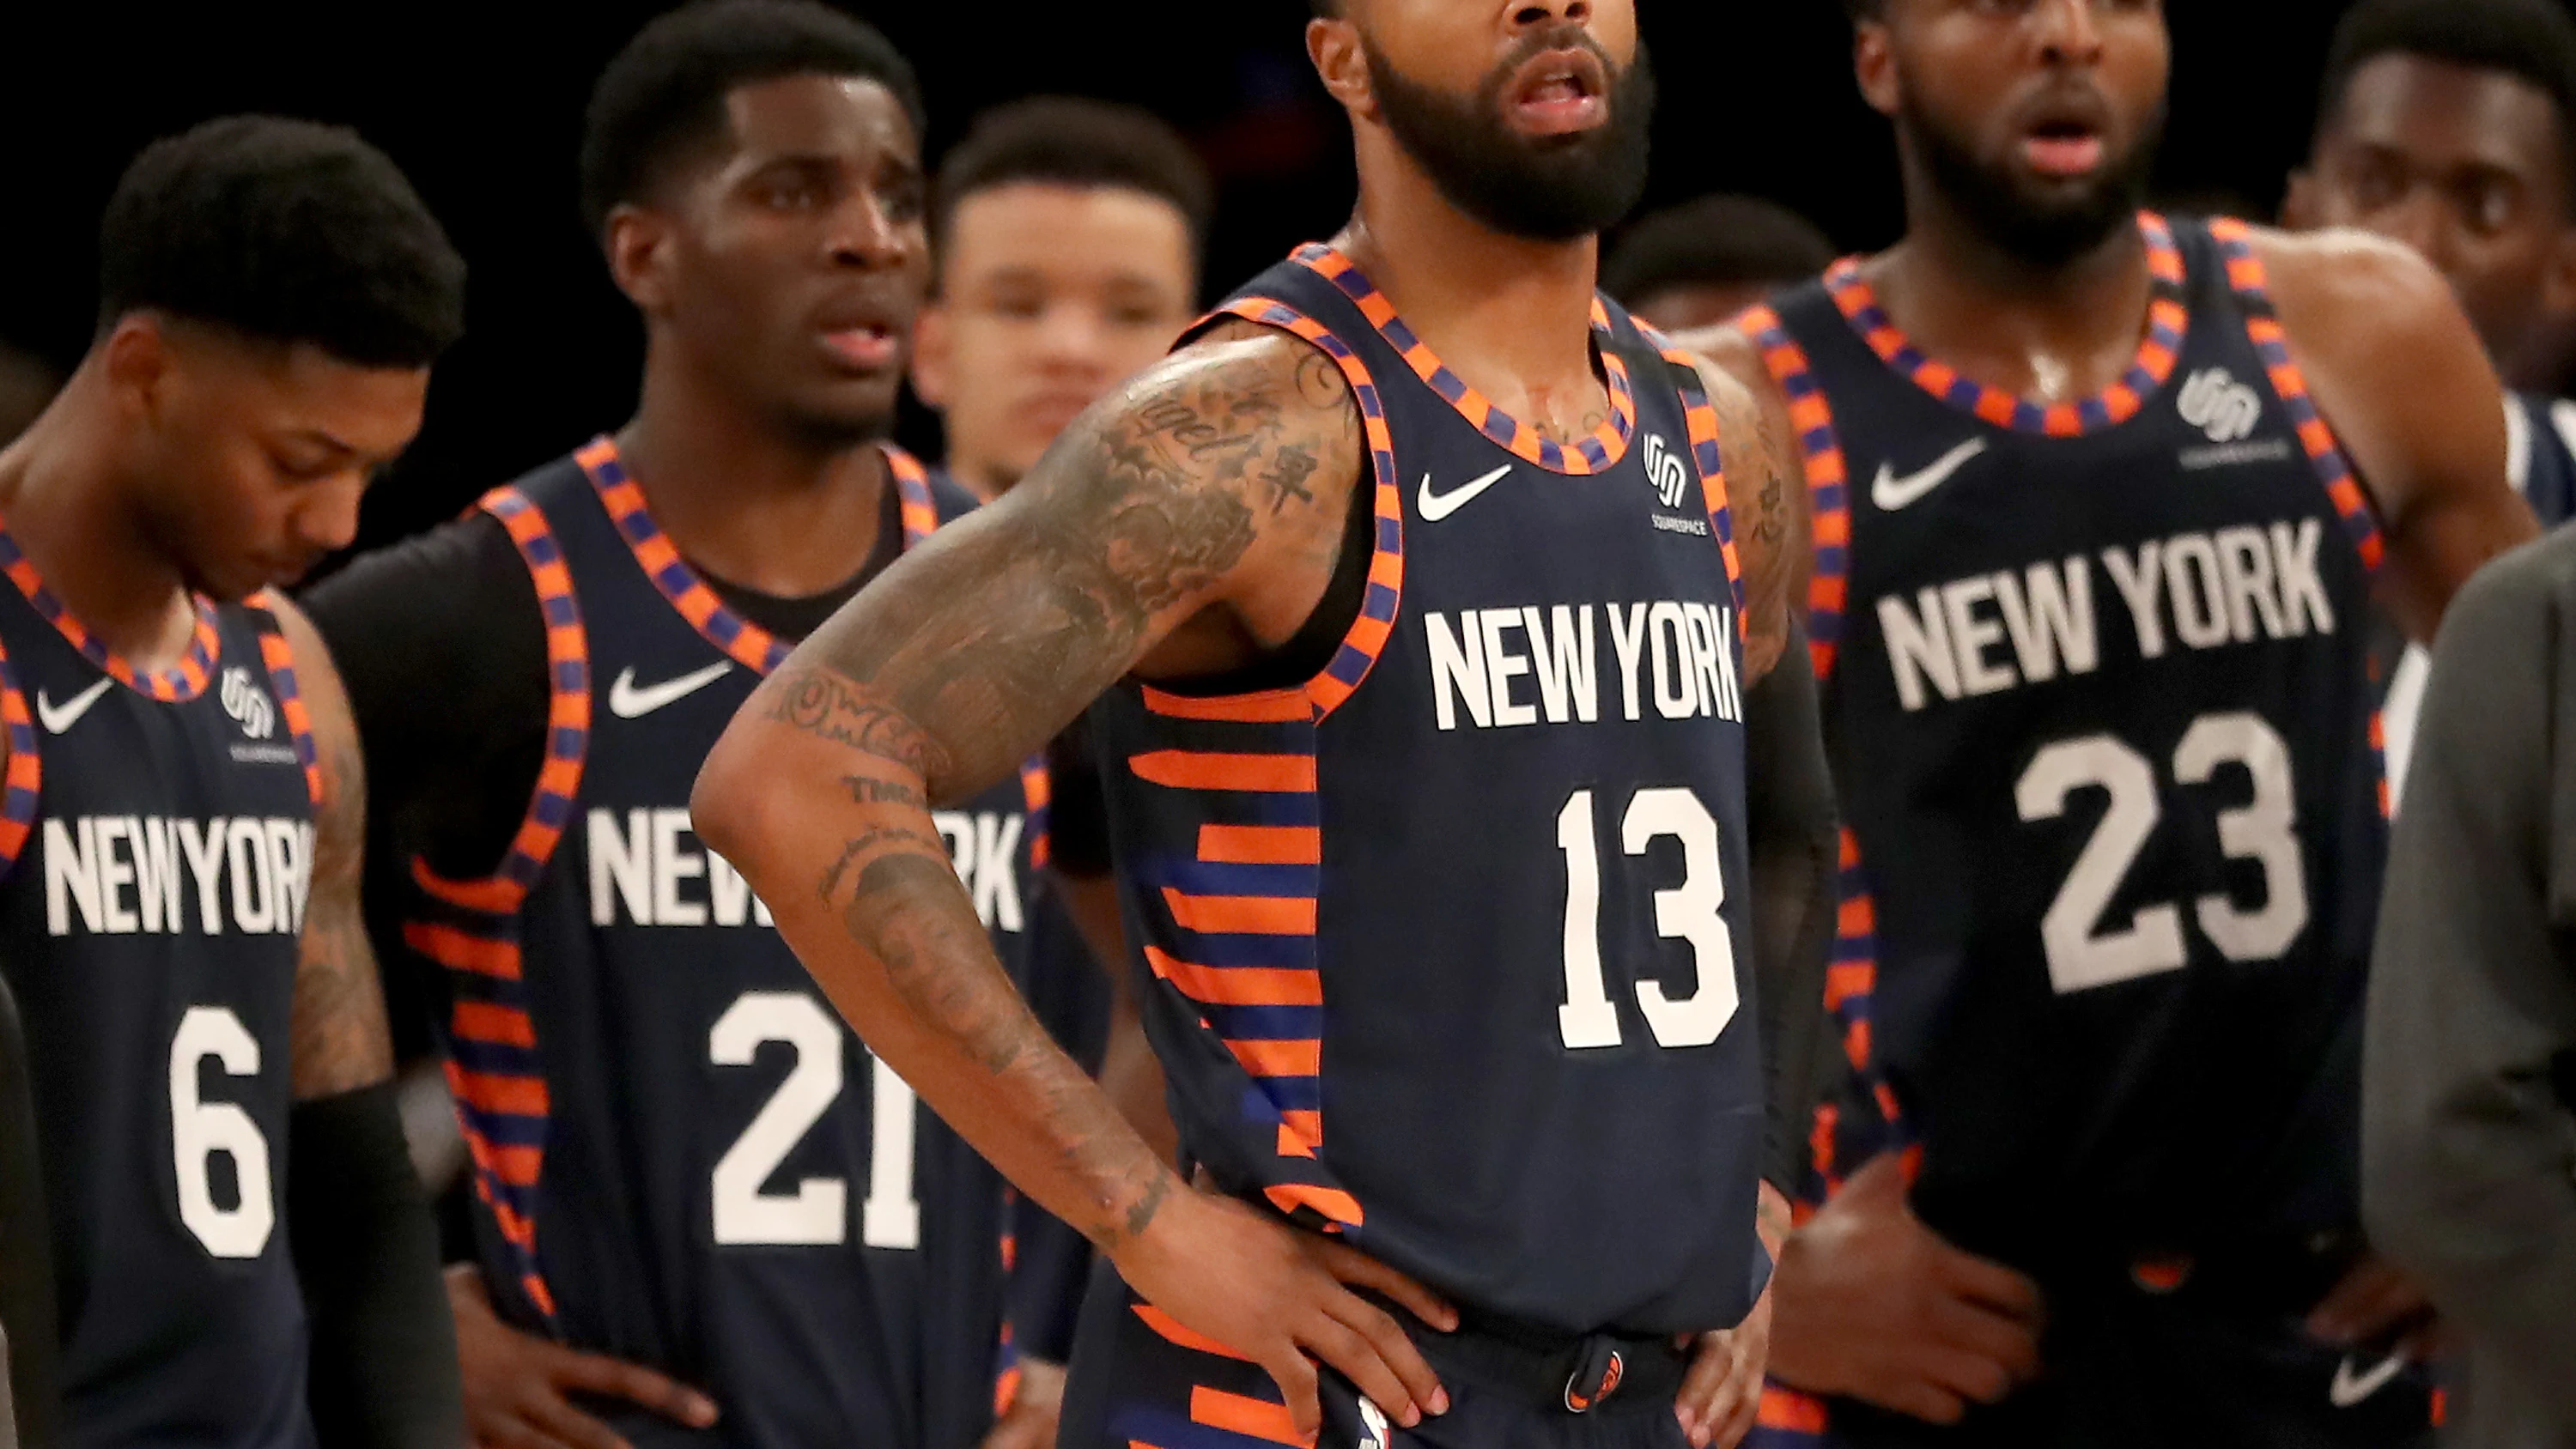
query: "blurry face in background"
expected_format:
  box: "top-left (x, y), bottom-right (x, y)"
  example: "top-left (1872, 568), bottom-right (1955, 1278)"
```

top-left (2293, 52), bottom-right (2576, 368)
top-left (110, 318), bottom-right (425, 601)
top-left (1344, 0), bottom-right (1654, 240)
top-left (1869, 0), bottom-right (2169, 267)
top-left (913, 184), bottom-right (1197, 497)
top-left (611, 74), bottom-right (931, 446)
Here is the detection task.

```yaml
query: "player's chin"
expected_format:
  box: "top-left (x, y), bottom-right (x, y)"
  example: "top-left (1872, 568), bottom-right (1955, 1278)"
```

top-left (785, 383), bottom-right (902, 445)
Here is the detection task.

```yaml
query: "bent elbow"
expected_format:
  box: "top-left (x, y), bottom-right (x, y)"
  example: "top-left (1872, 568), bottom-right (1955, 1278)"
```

top-left (691, 716), bottom-right (775, 879)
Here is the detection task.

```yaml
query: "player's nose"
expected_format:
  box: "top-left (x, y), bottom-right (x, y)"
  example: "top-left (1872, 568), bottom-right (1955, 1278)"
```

top-left (295, 474), bottom-right (366, 557)
top-left (1508, 0), bottom-right (1592, 32)
top-left (825, 191), bottom-right (918, 270)
top-left (2033, 0), bottom-right (2107, 65)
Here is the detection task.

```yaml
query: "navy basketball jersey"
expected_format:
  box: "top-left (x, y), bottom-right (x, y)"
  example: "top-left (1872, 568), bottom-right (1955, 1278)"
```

top-left (2509, 391), bottom-right (2576, 528)
top-left (0, 528), bottom-right (323, 1449)
top-left (1092, 245), bottom-right (1765, 1335)
top-left (1745, 215), bottom-right (2388, 1267)
top-left (403, 439), bottom-right (1043, 1449)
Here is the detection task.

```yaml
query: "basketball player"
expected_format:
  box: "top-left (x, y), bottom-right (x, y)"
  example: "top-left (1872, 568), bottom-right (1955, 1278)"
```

top-left (308, 7), bottom-right (1051, 1448)
top-left (0, 118), bottom-right (465, 1448)
top-left (1671, 0), bottom-right (2540, 1444)
top-left (695, 2), bottom-right (1839, 1448)
top-left (2290, 0), bottom-right (2576, 530)
top-left (1605, 197), bottom-right (1839, 335)
top-left (2287, 0), bottom-right (2576, 799)
top-left (914, 93), bottom-right (1214, 1439)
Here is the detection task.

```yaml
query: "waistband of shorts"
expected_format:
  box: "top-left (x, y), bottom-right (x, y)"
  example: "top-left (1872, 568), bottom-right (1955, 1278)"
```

top-left (1408, 1305), bottom-right (1689, 1418)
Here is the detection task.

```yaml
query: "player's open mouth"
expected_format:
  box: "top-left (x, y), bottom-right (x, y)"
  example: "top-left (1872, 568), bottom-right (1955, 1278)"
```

top-left (1505, 47), bottom-right (1607, 137)
top-left (2022, 120), bottom-right (2106, 179)
top-left (820, 323), bottom-right (900, 372)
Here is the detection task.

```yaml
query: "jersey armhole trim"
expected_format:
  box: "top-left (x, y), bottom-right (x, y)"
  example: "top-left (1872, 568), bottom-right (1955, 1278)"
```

top-left (1739, 305), bottom-right (1856, 683)
top-left (2203, 218), bottom-right (2390, 579)
top-left (1645, 332), bottom-right (1751, 629)
top-left (242, 594), bottom-right (327, 809)
top-left (1136, 297), bottom-right (1406, 726)
top-left (0, 644), bottom-right (39, 880)
top-left (412, 485), bottom-right (592, 916)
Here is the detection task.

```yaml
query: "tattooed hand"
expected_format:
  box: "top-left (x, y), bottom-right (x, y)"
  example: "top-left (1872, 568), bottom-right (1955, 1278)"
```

top-left (692, 319), bottom-right (1446, 1437)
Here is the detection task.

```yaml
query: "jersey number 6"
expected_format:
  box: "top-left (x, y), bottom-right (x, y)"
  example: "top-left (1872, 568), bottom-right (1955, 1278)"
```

top-left (1557, 786), bottom-right (1741, 1051)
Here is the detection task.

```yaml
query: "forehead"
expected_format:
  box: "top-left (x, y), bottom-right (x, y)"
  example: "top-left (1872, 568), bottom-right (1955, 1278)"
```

top-left (943, 183), bottom-right (1194, 283)
top-left (2330, 52), bottom-right (2565, 173)
top-left (718, 74), bottom-right (920, 170)
top-left (177, 330), bottom-right (428, 449)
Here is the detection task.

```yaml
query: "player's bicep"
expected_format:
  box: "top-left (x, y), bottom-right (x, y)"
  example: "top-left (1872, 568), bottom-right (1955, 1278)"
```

top-left (270, 598), bottom-right (396, 1100)
top-left (784, 325), bottom-right (1363, 801)
top-left (1690, 349), bottom-right (1806, 685)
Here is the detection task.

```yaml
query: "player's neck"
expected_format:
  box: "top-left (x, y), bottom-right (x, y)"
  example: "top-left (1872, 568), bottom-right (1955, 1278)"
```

top-left (1344, 165), bottom-right (1607, 435)
top-left (617, 353), bottom-right (889, 599)
top-left (0, 382), bottom-right (200, 667)
top-left (1875, 191), bottom-right (2154, 402)
top-left (939, 445), bottom-right (1012, 505)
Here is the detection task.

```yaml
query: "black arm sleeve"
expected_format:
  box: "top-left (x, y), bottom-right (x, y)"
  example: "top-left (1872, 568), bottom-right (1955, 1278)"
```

top-left (1746, 615), bottom-right (1839, 1197)
top-left (303, 516), bottom-right (550, 1064)
top-left (291, 1082), bottom-right (464, 1449)
top-left (0, 967), bottom-right (58, 1449)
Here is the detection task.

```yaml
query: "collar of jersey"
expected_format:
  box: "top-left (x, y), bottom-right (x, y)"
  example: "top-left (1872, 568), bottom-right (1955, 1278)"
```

top-left (0, 519), bottom-right (222, 702)
top-left (571, 434), bottom-right (940, 677)
top-left (1824, 210), bottom-right (2192, 439)
top-left (1290, 243), bottom-right (1639, 476)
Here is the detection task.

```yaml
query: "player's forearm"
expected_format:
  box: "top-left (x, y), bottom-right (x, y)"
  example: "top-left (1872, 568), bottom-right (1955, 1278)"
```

top-left (1745, 615), bottom-right (1837, 1195)
top-left (695, 682), bottom-right (1182, 1249)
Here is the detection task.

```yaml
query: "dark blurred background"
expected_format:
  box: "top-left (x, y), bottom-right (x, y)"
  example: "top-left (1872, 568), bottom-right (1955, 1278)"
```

top-left (0, 0), bottom-right (2374, 555)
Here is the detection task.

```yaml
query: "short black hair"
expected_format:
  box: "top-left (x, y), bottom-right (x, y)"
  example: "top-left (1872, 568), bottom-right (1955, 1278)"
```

top-left (580, 0), bottom-right (927, 239)
top-left (97, 116), bottom-right (465, 369)
top-left (2318, 0), bottom-right (2576, 188)
top-left (1602, 195), bottom-right (1838, 305)
top-left (933, 97), bottom-right (1214, 258)
top-left (1840, 0), bottom-right (1886, 20)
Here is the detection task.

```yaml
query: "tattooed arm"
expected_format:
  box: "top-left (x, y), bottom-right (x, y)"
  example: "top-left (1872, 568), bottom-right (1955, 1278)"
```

top-left (270, 599), bottom-right (463, 1449)
top-left (694, 325), bottom-right (1454, 1438)
top-left (275, 598), bottom-right (397, 1103)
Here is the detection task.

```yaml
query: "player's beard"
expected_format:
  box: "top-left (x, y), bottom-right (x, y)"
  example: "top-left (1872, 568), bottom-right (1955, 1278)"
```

top-left (1364, 31), bottom-right (1656, 243)
top-left (1901, 87), bottom-right (2166, 270)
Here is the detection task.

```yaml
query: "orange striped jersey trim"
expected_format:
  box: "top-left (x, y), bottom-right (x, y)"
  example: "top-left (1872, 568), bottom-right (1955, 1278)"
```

top-left (1824, 212), bottom-right (2190, 438)
top-left (0, 520), bottom-right (223, 701)
top-left (1738, 305), bottom-right (1856, 682)
top-left (1132, 1302), bottom-right (1252, 1361)
top-left (574, 434), bottom-right (940, 676)
top-left (2204, 218), bottom-right (2388, 579)
top-left (246, 595), bottom-right (326, 809)
top-left (1190, 1386), bottom-right (1303, 1446)
top-left (0, 642), bottom-right (39, 875)
top-left (1643, 330), bottom-right (1749, 622)
top-left (1206, 296), bottom-right (1406, 723)
top-left (1291, 244), bottom-right (1639, 476)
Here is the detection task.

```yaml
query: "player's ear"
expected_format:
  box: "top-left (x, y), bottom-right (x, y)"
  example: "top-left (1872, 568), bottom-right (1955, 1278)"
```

top-left (603, 204), bottom-right (677, 316)
top-left (910, 305), bottom-right (954, 410)
top-left (1308, 15), bottom-right (1378, 122)
top-left (97, 313), bottom-right (177, 422)
top-left (2280, 170), bottom-right (2322, 231)
top-left (1853, 20), bottom-right (1899, 118)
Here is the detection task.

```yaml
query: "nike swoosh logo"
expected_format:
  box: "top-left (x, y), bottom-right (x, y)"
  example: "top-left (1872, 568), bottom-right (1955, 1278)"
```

top-left (35, 677), bottom-right (115, 736)
top-left (1418, 464), bottom-right (1514, 522)
top-left (2328, 1350), bottom-right (2409, 1409)
top-left (1870, 438), bottom-right (1990, 512)
top-left (608, 662), bottom-right (735, 720)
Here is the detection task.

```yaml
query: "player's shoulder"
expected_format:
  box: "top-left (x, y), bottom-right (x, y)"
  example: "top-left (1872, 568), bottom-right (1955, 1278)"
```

top-left (2234, 222), bottom-right (2458, 343)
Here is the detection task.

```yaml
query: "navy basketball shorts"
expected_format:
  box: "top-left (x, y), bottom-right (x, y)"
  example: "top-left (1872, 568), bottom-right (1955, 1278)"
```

top-left (1748, 1254), bottom-right (2437, 1449)
top-left (1061, 1259), bottom-right (1703, 1449)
